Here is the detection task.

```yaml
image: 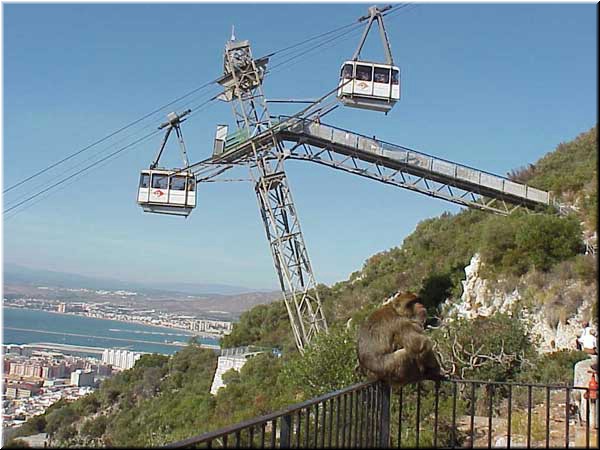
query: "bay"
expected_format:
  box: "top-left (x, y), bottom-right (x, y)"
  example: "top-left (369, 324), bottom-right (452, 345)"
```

top-left (2, 307), bottom-right (219, 355)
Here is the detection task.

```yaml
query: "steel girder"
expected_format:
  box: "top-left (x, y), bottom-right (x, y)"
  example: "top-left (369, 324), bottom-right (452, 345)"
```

top-left (278, 140), bottom-right (544, 216)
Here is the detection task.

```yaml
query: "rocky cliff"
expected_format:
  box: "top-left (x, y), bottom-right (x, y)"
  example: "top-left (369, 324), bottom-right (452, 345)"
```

top-left (446, 253), bottom-right (597, 353)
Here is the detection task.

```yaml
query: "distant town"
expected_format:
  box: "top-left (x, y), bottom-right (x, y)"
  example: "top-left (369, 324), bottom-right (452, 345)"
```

top-left (3, 293), bottom-right (234, 432)
top-left (1, 286), bottom-right (256, 438)
top-left (4, 294), bottom-right (234, 336)
top-left (2, 343), bottom-right (145, 429)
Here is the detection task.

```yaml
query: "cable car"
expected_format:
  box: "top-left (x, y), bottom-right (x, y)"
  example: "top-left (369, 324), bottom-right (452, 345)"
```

top-left (337, 5), bottom-right (400, 114)
top-left (137, 110), bottom-right (197, 217)
top-left (137, 169), bottom-right (196, 217)
top-left (338, 61), bottom-right (400, 113)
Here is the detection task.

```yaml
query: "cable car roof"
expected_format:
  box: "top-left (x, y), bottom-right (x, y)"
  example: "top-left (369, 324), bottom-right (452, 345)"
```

top-left (340, 60), bottom-right (399, 69)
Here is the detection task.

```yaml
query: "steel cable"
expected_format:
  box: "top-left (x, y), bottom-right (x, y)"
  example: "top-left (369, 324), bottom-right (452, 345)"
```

top-left (4, 4), bottom-right (416, 216)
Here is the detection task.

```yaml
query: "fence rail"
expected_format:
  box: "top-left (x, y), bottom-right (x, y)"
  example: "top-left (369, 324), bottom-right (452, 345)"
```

top-left (166, 378), bottom-right (598, 449)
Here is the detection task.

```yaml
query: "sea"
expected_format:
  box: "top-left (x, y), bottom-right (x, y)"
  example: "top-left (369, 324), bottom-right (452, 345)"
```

top-left (2, 307), bottom-right (219, 356)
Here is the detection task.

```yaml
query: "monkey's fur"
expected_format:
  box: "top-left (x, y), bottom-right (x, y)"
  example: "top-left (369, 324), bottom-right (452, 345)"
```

top-left (357, 292), bottom-right (446, 386)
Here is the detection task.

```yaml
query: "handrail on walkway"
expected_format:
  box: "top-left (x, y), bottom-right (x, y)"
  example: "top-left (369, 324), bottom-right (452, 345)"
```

top-left (166, 377), bottom-right (598, 448)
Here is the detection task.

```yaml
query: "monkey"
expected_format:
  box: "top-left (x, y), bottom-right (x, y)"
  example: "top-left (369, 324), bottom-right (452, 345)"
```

top-left (357, 292), bottom-right (446, 386)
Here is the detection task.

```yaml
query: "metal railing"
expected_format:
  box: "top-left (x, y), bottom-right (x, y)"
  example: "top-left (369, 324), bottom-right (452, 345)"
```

top-left (166, 379), bottom-right (598, 448)
top-left (392, 379), bottom-right (598, 449)
top-left (219, 346), bottom-right (275, 358)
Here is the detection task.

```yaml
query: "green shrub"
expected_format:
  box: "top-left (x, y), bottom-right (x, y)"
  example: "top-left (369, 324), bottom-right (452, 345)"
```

top-left (431, 314), bottom-right (535, 382)
top-left (518, 350), bottom-right (588, 385)
top-left (2, 438), bottom-right (31, 448)
top-left (11, 415), bottom-right (46, 438)
top-left (81, 415), bottom-right (108, 440)
top-left (221, 301), bottom-right (293, 351)
top-left (480, 214), bottom-right (582, 277)
top-left (281, 325), bottom-right (362, 398)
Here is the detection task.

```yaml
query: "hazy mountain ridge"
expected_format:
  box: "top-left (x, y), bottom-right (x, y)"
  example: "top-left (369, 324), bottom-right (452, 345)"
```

top-left (3, 263), bottom-right (274, 296)
top-left (3, 264), bottom-right (280, 317)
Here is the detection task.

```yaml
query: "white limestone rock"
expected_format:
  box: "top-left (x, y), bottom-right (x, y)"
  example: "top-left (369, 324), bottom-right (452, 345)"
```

top-left (446, 253), bottom-right (596, 354)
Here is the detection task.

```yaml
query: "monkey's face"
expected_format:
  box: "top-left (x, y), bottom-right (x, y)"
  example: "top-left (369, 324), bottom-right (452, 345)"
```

top-left (413, 302), bottom-right (427, 325)
top-left (391, 292), bottom-right (427, 325)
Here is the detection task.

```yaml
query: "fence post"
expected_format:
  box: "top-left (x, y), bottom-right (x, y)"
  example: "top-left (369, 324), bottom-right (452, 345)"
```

top-left (378, 382), bottom-right (392, 448)
top-left (280, 413), bottom-right (292, 448)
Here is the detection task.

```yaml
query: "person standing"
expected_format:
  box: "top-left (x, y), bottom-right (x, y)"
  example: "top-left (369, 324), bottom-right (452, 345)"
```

top-left (577, 321), bottom-right (592, 351)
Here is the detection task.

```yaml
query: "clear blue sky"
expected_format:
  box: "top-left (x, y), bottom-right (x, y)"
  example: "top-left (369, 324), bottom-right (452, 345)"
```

top-left (2, 3), bottom-right (597, 290)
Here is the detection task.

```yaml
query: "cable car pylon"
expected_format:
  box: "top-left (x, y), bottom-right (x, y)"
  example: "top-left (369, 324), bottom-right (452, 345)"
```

top-left (217, 34), bottom-right (328, 353)
top-left (137, 6), bottom-right (553, 354)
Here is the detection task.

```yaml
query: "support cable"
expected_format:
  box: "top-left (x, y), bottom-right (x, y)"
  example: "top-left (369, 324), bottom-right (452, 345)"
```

top-left (4, 4), bottom-right (417, 212)
top-left (4, 130), bottom-right (162, 215)
top-left (4, 95), bottom-right (219, 217)
top-left (3, 80), bottom-right (218, 194)
top-left (3, 10), bottom-right (386, 194)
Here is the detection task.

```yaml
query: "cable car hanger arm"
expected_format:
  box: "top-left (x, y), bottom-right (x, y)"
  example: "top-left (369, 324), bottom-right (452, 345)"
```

top-left (352, 5), bottom-right (394, 65)
top-left (150, 109), bottom-right (192, 170)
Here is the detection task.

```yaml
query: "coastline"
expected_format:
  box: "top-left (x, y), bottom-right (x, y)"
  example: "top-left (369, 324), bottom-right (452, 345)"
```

top-left (3, 307), bottom-right (222, 354)
top-left (3, 305), bottom-right (206, 335)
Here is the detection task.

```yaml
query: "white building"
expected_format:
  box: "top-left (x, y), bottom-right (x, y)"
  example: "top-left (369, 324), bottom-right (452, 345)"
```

top-left (190, 319), bottom-right (233, 335)
top-left (101, 349), bottom-right (141, 370)
top-left (210, 347), bottom-right (268, 395)
top-left (70, 369), bottom-right (94, 387)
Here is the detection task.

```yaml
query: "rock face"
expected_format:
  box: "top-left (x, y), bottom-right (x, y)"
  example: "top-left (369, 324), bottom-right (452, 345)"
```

top-left (447, 254), bottom-right (596, 353)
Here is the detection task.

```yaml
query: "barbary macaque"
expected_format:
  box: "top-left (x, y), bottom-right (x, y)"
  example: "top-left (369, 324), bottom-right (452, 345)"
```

top-left (357, 292), bottom-right (446, 386)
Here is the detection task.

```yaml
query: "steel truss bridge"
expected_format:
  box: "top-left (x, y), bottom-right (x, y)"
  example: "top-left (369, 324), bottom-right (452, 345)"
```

top-left (199, 117), bottom-right (552, 216)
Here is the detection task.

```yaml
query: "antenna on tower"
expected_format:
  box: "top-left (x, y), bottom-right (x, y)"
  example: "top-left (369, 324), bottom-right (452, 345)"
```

top-left (230, 25), bottom-right (236, 41)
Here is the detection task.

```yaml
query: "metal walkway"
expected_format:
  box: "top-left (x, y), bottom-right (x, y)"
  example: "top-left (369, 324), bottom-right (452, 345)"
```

top-left (203, 117), bottom-right (553, 216)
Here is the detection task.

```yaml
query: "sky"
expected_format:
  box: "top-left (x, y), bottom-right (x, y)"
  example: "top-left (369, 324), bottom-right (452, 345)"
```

top-left (2, 2), bottom-right (598, 291)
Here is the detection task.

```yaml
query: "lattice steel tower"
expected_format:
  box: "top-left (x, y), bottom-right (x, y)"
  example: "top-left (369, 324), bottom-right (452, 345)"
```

top-left (217, 35), bottom-right (328, 353)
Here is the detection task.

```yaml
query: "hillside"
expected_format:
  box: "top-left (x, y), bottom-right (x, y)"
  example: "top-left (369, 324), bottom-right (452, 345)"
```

top-left (223, 126), bottom-right (597, 349)
top-left (6, 126), bottom-right (597, 448)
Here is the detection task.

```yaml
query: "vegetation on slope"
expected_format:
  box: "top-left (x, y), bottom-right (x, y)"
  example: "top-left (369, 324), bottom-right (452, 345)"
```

top-left (9, 126), bottom-right (596, 447)
top-left (509, 125), bottom-right (597, 228)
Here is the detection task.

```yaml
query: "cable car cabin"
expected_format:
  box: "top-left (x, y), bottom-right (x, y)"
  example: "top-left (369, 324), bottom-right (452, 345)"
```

top-left (337, 61), bottom-right (400, 113)
top-left (137, 169), bottom-right (196, 217)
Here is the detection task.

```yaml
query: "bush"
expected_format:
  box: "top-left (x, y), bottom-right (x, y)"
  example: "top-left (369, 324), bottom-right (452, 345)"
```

top-left (391, 382), bottom-right (468, 448)
top-left (281, 325), bottom-right (362, 398)
top-left (431, 314), bottom-right (535, 382)
top-left (518, 350), bottom-right (588, 385)
top-left (480, 214), bottom-right (582, 277)
top-left (221, 301), bottom-right (293, 351)
top-left (2, 439), bottom-right (31, 448)
top-left (12, 415), bottom-right (46, 438)
top-left (81, 415), bottom-right (108, 440)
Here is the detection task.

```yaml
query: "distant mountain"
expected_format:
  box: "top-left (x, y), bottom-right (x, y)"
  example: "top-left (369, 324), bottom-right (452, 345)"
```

top-left (2, 263), bottom-right (272, 296)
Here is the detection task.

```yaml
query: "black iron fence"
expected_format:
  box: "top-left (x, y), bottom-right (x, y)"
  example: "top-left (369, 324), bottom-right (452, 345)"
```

top-left (166, 379), bottom-right (598, 448)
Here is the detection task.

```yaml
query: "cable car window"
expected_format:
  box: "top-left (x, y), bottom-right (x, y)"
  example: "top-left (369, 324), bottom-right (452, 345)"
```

top-left (356, 65), bottom-right (372, 81)
top-left (151, 174), bottom-right (168, 189)
top-left (374, 67), bottom-right (390, 83)
top-left (187, 178), bottom-right (196, 192)
top-left (341, 64), bottom-right (353, 79)
top-left (170, 176), bottom-right (186, 191)
top-left (139, 173), bottom-right (149, 188)
top-left (391, 69), bottom-right (399, 85)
